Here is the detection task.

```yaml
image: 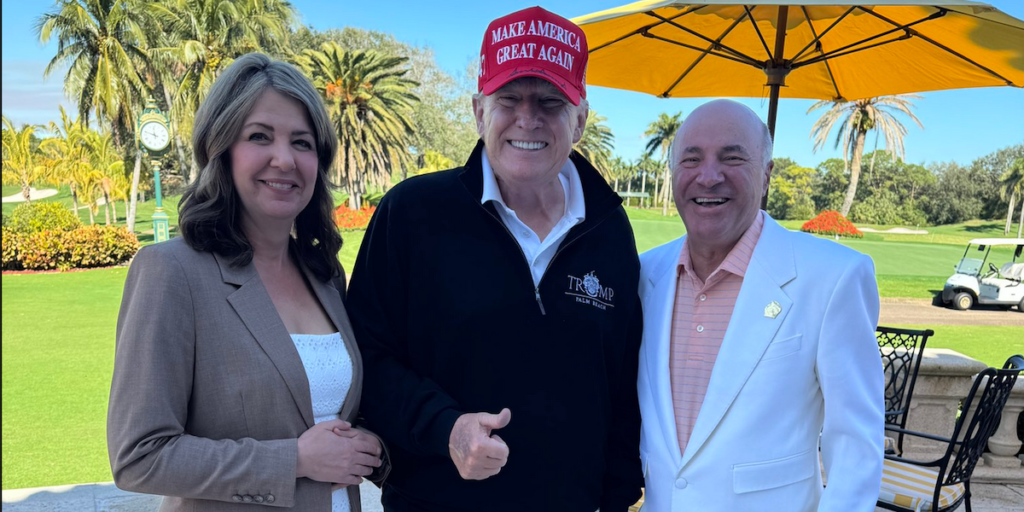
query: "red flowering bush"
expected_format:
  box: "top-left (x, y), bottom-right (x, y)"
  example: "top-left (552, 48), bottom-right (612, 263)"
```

top-left (334, 204), bottom-right (376, 231)
top-left (801, 210), bottom-right (863, 238)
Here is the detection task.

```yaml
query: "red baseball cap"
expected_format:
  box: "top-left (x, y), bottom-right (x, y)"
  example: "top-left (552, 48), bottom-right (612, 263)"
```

top-left (478, 6), bottom-right (588, 105)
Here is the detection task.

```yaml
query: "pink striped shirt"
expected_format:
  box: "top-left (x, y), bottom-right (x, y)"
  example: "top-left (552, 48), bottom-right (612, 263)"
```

top-left (670, 211), bottom-right (765, 454)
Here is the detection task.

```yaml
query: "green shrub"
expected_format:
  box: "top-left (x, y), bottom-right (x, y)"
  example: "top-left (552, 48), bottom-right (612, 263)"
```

top-left (9, 226), bottom-right (139, 271)
top-left (2, 227), bottom-right (21, 270)
top-left (9, 202), bottom-right (81, 234)
top-left (18, 231), bottom-right (69, 270)
top-left (64, 226), bottom-right (140, 269)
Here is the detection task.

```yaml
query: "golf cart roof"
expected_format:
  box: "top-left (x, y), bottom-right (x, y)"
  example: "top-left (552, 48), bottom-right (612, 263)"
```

top-left (968, 238), bottom-right (1024, 246)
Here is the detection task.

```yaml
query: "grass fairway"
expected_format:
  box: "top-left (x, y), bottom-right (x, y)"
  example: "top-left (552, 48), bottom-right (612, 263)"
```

top-left (1, 267), bottom-right (127, 489)
top-left (891, 324), bottom-right (1024, 368)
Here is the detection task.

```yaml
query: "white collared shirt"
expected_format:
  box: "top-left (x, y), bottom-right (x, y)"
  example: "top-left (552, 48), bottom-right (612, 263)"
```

top-left (480, 152), bottom-right (586, 287)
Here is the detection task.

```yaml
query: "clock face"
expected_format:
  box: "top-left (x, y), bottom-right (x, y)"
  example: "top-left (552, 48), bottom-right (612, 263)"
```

top-left (140, 121), bottom-right (170, 151)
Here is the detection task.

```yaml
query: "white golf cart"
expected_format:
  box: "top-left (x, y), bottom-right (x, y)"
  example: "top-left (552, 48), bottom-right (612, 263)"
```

top-left (941, 238), bottom-right (1024, 311)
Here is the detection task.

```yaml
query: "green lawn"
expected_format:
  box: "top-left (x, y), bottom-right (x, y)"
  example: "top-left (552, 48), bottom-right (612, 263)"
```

top-left (889, 324), bottom-right (1024, 368)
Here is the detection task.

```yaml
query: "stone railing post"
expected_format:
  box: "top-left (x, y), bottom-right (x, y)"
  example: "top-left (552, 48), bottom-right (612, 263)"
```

top-left (894, 349), bottom-right (987, 462)
top-left (980, 379), bottom-right (1024, 480)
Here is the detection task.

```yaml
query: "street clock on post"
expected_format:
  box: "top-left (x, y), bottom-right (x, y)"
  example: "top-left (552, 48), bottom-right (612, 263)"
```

top-left (137, 98), bottom-right (172, 243)
top-left (139, 119), bottom-right (170, 153)
top-left (136, 98), bottom-right (171, 155)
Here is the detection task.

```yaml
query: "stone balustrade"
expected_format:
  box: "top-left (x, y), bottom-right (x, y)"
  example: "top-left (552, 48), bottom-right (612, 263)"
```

top-left (887, 348), bottom-right (1024, 484)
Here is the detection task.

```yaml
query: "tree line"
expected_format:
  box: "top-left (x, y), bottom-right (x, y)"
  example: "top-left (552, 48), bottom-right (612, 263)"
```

top-left (3, 0), bottom-right (1022, 235)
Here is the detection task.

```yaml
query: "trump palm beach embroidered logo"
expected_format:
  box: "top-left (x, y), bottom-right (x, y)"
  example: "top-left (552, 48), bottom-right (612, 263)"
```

top-left (566, 271), bottom-right (615, 310)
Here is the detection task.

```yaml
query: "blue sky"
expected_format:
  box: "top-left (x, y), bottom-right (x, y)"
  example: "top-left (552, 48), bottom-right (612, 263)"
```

top-left (3, 0), bottom-right (1023, 170)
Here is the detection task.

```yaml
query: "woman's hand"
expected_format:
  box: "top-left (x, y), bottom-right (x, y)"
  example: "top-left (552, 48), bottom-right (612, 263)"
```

top-left (296, 419), bottom-right (382, 486)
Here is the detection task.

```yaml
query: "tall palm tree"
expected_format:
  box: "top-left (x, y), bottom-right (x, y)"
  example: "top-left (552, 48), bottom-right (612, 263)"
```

top-left (36, 0), bottom-right (149, 131)
top-left (157, 0), bottom-right (295, 130)
top-left (808, 95), bottom-right (923, 217)
top-left (644, 112), bottom-right (683, 216)
top-left (575, 110), bottom-right (615, 180)
top-left (298, 44), bottom-right (419, 209)
top-left (1, 117), bottom-right (46, 204)
top-left (1000, 158), bottom-right (1024, 237)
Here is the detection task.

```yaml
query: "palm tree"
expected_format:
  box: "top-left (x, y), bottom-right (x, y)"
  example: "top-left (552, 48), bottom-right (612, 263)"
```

top-left (40, 107), bottom-right (92, 214)
top-left (575, 111), bottom-right (615, 180)
top-left (634, 153), bottom-right (661, 208)
top-left (36, 0), bottom-right (148, 131)
top-left (298, 44), bottom-right (419, 209)
top-left (1, 117), bottom-right (46, 204)
top-left (808, 95), bottom-right (923, 217)
top-left (644, 112), bottom-right (683, 216)
top-left (1000, 158), bottom-right (1024, 237)
top-left (86, 130), bottom-right (126, 224)
top-left (157, 0), bottom-right (295, 128)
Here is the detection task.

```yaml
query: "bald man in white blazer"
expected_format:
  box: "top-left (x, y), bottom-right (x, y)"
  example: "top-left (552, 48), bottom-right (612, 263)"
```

top-left (637, 100), bottom-right (884, 511)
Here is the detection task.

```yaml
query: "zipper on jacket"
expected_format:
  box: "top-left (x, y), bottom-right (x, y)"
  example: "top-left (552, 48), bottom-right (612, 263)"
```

top-left (478, 199), bottom-right (613, 316)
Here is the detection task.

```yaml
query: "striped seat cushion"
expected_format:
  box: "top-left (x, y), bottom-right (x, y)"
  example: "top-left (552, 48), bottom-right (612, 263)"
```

top-left (879, 459), bottom-right (965, 511)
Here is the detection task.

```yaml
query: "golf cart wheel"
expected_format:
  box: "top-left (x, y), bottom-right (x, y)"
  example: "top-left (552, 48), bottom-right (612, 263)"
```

top-left (953, 292), bottom-right (973, 311)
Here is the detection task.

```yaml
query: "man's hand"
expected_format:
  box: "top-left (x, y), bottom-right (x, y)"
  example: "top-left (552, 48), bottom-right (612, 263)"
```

top-left (448, 408), bottom-right (511, 480)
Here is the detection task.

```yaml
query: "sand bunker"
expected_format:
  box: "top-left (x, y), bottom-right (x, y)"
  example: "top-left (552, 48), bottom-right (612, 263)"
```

top-left (2, 188), bottom-right (59, 203)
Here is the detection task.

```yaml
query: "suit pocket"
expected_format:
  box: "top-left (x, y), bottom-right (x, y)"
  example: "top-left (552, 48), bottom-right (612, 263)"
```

top-left (761, 334), bottom-right (802, 362)
top-left (732, 449), bottom-right (816, 494)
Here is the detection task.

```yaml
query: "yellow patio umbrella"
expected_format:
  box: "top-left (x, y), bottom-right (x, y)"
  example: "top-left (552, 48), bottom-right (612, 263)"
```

top-left (574, 0), bottom-right (1024, 138)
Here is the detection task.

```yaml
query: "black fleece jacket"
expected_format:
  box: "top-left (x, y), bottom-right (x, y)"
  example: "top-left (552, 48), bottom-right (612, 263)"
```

top-left (347, 142), bottom-right (643, 511)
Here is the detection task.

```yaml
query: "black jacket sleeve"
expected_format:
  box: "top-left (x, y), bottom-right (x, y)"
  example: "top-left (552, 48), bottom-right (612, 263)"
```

top-left (601, 293), bottom-right (645, 511)
top-left (346, 193), bottom-right (464, 458)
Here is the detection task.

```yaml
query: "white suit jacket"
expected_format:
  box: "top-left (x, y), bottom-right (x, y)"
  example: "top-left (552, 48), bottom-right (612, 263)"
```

top-left (637, 214), bottom-right (884, 511)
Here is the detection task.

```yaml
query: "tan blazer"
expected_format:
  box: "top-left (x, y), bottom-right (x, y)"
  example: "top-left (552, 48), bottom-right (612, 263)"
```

top-left (108, 237), bottom-right (384, 511)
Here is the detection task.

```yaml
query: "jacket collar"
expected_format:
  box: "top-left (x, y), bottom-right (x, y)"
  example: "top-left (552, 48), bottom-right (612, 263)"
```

top-left (458, 140), bottom-right (622, 224)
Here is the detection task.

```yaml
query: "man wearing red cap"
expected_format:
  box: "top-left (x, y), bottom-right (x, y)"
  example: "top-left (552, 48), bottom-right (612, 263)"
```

top-left (347, 6), bottom-right (643, 511)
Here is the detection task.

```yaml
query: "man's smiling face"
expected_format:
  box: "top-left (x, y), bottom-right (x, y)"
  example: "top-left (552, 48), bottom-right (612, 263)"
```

top-left (671, 100), bottom-right (773, 253)
top-left (474, 77), bottom-right (586, 188)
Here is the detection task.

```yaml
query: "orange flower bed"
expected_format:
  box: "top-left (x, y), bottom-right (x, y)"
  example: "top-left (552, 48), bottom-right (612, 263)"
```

top-left (334, 204), bottom-right (376, 231)
top-left (801, 210), bottom-right (863, 238)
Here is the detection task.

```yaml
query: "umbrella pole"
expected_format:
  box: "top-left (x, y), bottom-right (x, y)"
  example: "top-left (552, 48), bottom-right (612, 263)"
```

top-left (762, 6), bottom-right (789, 209)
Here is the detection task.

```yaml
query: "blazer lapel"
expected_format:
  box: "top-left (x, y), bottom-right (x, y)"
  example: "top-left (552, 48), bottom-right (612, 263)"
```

top-left (305, 269), bottom-right (363, 422)
top-left (642, 237), bottom-right (686, 466)
top-left (216, 253), bottom-right (315, 429)
top-left (679, 217), bottom-right (797, 469)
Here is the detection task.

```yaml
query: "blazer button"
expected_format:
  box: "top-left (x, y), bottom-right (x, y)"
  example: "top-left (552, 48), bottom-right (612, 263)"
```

top-left (266, 494), bottom-right (275, 503)
top-left (675, 477), bottom-right (688, 489)
top-left (253, 495), bottom-right (265, 503)
top-left (243, 494), bottom-right (254, 502)
top-left (232, 495), bottom-right (243, 502)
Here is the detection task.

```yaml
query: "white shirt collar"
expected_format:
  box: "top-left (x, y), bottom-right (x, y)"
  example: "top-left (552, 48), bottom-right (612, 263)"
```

top-left (479, 151), bottom-right (586, 224)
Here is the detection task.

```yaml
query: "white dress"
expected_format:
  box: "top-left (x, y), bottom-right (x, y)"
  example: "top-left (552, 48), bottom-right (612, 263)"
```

top-left (291, 333), bottom-right (354, 512)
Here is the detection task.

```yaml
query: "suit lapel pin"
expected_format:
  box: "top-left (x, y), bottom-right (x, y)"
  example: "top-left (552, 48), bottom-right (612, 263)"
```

top-left (764, 301), bottom-right (782, 319)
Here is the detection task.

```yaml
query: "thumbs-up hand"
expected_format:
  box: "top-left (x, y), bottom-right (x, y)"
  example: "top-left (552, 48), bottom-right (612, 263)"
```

top-left (448, 408), bottom-right (511, 480)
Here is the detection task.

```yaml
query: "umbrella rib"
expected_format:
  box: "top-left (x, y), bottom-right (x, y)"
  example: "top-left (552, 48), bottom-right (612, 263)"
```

top-left (789, 6), bottom-right (857, 63)
top-left (661, 16), bottom-right (752, 97)
top-left (796, 34), bottom-right (911, 68)
top-left (857, 7), bottom-right (1018, 86)
top-left (645, 32), bottom-right (759, 67)
top-left (590, 5), bottom-right (706, 54)
top-left (792, 8), bottom-right (942, 67)
top-left (797, 5), bottom-right (843, 101)
top-left (647, 11), bottom-right (762, 66)
top-left (744, 5), bottom-right (774, 61)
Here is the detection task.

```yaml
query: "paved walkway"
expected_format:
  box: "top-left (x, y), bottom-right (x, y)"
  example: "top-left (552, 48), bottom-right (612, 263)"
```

top-left (3, 480), bottom-right (1022, 511)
